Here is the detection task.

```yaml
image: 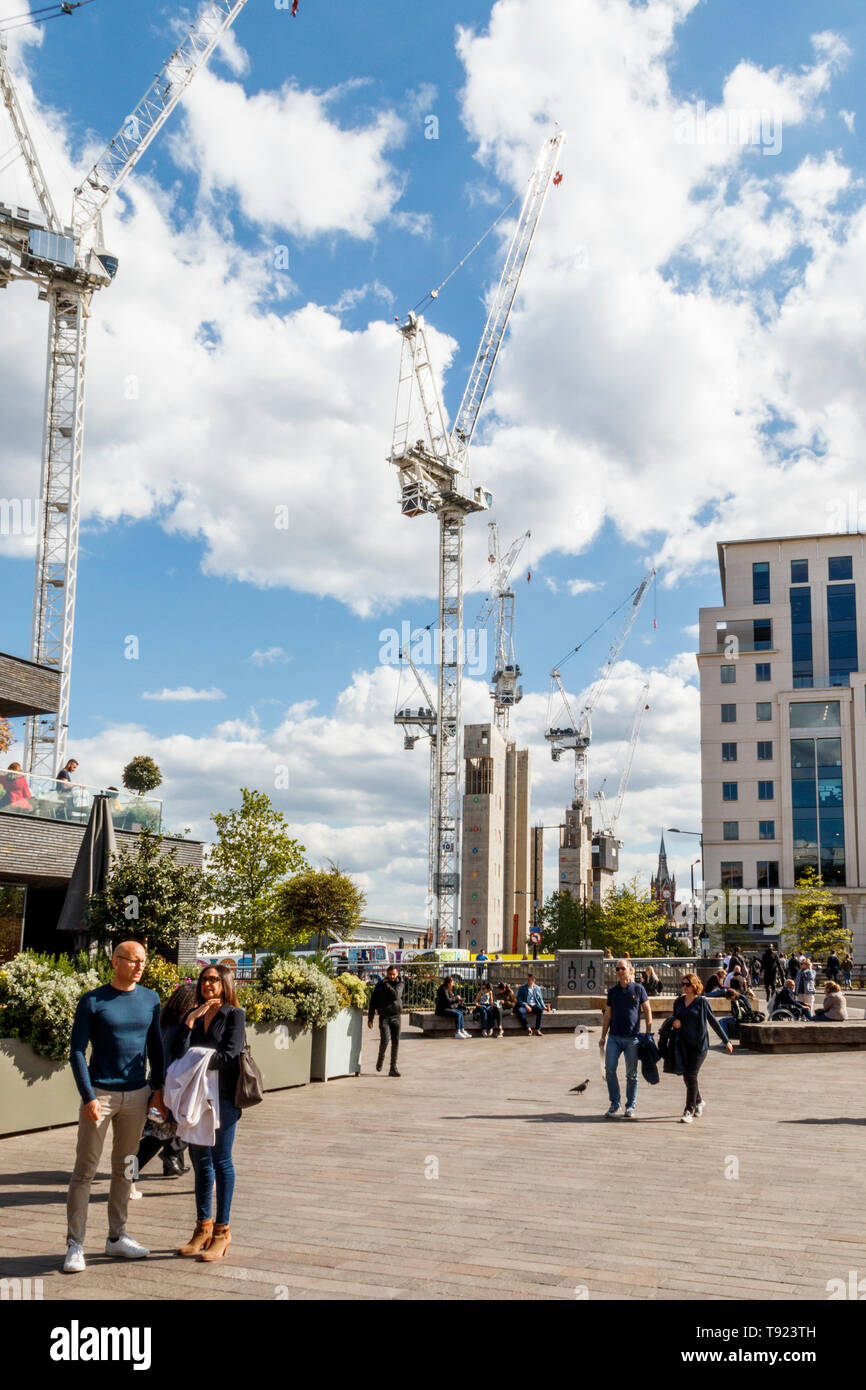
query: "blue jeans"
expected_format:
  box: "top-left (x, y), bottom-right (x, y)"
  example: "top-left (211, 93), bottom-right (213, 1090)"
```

top-left (189, 1096), bottom-right (241, 1225)
top-left (438, 1007), bottom-right (464, 1032)
top-left (605, 1034), bottom-right (639, 1110)
top-left (515, 1004), bottom-right (543, 1031)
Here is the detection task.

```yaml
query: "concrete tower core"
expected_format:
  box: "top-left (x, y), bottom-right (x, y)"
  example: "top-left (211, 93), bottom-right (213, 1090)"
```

top-left (459, 722), bottom-right (531, 952)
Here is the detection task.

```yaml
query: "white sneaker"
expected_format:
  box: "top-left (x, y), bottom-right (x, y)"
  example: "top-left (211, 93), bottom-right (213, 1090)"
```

top-left (695, 1101), bottom-right (705, 1117)
top-left (624, 1107), bottom-right (636, 1119)
top-left (129, 1183), bottom-right (143, 1200)
top-left (680, 1110), bottom-right (694, 1124)
top-left (605, 1105), bottom-right (621, 1118)
top-left (105, 1233), bottom-right (149, 1259)
top-left (62, 1240), bottom-right (86, 1274)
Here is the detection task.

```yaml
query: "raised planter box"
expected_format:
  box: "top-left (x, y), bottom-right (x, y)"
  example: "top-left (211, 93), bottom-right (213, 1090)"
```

top-left (247, 1021), bottom-right (312, 1091)
top-left (739, 1021), bottom-right (866, 1053)
top-left (310, 1008), bottom-right (363, 1081)
top-left (0, 1038), bottom-right (81, 1137)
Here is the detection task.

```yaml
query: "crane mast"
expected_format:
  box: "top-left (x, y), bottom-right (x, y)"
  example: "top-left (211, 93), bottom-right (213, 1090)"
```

top-left (546, 568), bottom-right (655, 808)
top-left (474, 522), bottom-right (530, 732)
top-left (390, 132), bottom-right (564, 946)
top-left (594, 679), bottom-right (651, 837)
top-left (0, 3), bottom-right (248, 777)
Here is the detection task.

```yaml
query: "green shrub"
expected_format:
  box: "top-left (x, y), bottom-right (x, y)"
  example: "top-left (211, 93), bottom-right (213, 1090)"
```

top-left (258, 954), bottom-right (340, 1029)
top-left (140, 955), bottom-right (184, 1002)
top-left (335, 972), bottom-right (369, 1011)
top-left (0, 953), bottom-right (100, 1060)
top-left (237, 985), bottom-right (298, 1026)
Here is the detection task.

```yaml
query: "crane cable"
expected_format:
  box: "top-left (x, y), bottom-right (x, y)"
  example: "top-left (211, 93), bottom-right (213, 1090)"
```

top-left (0, 1), bottom-right (94, 35)
top-left (412, 188), bottom-right (522, 316)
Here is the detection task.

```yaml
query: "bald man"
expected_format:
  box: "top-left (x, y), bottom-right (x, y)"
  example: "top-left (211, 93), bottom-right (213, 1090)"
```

top-left (63, 940), bottom-right (166, 1274)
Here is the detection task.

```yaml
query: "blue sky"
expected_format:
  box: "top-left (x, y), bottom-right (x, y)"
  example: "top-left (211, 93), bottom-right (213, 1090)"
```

top-left (1, 0), bottom-right (865, 920)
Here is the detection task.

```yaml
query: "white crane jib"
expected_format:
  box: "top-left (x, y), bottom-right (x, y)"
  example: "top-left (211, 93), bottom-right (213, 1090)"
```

top-left (546, 568), bottom-right (655, 808)
top-left (0, 1), bottom-right (247, 777)
top-left (474, 522), bottom-right (531, 731)
top-left (390, 130), bottom-right (565, 948)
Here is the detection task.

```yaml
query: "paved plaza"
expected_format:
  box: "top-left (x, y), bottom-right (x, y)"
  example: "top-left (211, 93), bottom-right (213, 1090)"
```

top-left (1, 1028), bottom-right (864, 1301)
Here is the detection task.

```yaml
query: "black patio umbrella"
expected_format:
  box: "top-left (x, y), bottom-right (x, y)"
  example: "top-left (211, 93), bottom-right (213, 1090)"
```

top-left (56, 792), bottom-right (117, 949)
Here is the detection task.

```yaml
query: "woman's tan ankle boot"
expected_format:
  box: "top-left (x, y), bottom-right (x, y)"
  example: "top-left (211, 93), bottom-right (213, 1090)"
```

top-left (177, 1219), bottom-right (213, 1256)
top-left (198, 1223), bottom-right (231, 1261)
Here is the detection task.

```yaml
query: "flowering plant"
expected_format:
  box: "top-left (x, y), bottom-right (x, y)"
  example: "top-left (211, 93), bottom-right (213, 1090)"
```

top-left (257, 954), bottom-right (340, 1029)
top-left (0, 953), bottom-right (99, 1060)
top-left (335, 972), bottom-right (369, 1011)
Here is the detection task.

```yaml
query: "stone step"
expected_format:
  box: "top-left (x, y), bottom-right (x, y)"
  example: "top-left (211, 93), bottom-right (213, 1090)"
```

top-left (408, 1010), bottom-right (601, 1035)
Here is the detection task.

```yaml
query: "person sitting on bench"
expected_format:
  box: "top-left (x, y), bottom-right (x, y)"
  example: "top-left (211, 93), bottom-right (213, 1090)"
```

top-left (515, 974), bottom-right (546, 1035)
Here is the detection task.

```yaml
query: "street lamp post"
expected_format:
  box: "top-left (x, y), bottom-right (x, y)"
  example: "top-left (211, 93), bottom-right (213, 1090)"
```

top-left (666, 828), bottom-right (705, 958)
top-left (690, 857), bottom-right (701, 950)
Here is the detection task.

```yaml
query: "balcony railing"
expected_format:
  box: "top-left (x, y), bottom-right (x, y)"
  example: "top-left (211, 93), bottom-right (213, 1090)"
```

top-left (0, 769), bottom-right (162, 833)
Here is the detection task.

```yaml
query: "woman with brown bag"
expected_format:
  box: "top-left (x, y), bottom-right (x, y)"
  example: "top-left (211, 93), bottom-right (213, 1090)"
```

top-left (170, 963), bottom-right (245, 1261)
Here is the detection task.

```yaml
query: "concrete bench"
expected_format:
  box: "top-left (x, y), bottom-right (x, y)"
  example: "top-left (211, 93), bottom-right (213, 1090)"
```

top-left (408, 1010), bottom-right (601, 1035)
top-left (739, 1020), bottom-right (866, 1052)
top-left (577, 994), bottom-right (730, 1017)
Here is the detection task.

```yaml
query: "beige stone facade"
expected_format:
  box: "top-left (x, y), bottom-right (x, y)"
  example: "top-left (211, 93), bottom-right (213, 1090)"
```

top-left (459, 723), bottom-right (531, 952)
top-left (698, 534), bottom-right (866, 956)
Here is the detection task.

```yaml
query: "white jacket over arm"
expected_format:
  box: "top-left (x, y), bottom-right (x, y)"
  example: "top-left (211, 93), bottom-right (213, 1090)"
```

top-left (164, 1046), bottom-right (221, 1145)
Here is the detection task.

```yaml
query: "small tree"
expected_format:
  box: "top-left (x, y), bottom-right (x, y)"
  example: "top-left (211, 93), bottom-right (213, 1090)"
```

top-left (783, 868), bottom-right (849, 960)
top-left (122, 755), bottom-right (163, 796)
top-left (86, 829), bottom-right (207, 955)
top-left (277, 862), bottom-right (366, 951)
top-left (538, 890), bottom-right (604, 952)
top-left (204, 787), bottom-right (307, 966)
top-left (598, 880), bottom-right (662, 959)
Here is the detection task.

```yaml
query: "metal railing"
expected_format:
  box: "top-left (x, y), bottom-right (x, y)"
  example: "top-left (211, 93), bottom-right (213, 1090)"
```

top-left (0, 768), bottom-right (162, 832)
top-left (396, 960), bottom-right (557, 1010)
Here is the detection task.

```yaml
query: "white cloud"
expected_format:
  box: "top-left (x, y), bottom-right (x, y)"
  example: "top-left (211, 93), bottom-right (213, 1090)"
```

top-left (327, 281), bottom-right (394, 315)
top-left (566, 578), bottom-right (604, 596)
top-left (173, 70), bottom-right (407, 240)
top-left (839, 109), bottom-right (855, 133)
top-left (248, 647), bottom-right (293, 666)
top-left (142, 686), bottom-right (226, 702)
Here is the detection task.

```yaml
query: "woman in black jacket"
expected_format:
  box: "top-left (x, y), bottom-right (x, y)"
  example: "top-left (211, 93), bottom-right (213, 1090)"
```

top-left (672, 972), bottom-right (733, 1123)
top-left (133, 981), bottom-right (197, 1187)
top-left (171, 963), bottom-right (245, 1261)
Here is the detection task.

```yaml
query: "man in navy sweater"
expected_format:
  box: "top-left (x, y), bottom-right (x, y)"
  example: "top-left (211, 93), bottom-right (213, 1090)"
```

top-left (63, 940), bottom-right (166, 1274)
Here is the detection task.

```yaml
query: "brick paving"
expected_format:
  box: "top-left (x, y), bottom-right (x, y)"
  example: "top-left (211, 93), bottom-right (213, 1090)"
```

top-left (1, 1027), bottom-right (864, 1301)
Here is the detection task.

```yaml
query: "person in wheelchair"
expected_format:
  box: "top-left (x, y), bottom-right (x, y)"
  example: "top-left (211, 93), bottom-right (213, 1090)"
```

top-left (768, 978), bottom-right (809, 1019)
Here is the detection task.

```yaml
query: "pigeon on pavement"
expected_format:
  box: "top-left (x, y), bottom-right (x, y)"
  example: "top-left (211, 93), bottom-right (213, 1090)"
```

top-left (570, 1079), bottom-right (590, 1093)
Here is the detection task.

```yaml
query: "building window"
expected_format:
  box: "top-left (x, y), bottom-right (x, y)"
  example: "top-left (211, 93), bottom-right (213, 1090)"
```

top-left (721, 861), bottom-right (743, 889)
top-left (790, 701), bottom-right (840, 728)
top-left (752, 561), bottom-right (770, 604)
top-left (721, 742), bottom-right (737, 762)
top-left (828, 556), bottom-right (853, 581)
top-left (758, 780), bottom-right (774, 800)
top-left (759, 820), bottom-right (775, 840)
top-left (791, 559), bottom-right (808, 584)
top-left (753, 619), bottom-right (772, 650)
top-left (757, 860), bottom-right (780, 889)
top-left (827, 583), bottom-right (857, 687)
top-left (756, 703), bottom-right (772, 721)
top-left (723, 821), bottom-right (739, 841)
top-left (722, 782), bottom-right (738, 801)
top-left (790, 586), bottom-right (813, 687)
top-left (757, 741), bottom-right (773, 760)
top-left (466, 756), bottom-right (493, 795)
top-left (720, 665), bottom-right (736, 684)
top-left (721, 704), bottom-right (736, 723)
top-left (791, 735), bottom-right (845, 885)
top-left (755, 663), bottom-right (771, 681)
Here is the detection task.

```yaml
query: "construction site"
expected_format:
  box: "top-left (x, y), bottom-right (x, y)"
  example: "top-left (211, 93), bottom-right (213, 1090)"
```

top-left (0, 5), bottom-right (669, 954)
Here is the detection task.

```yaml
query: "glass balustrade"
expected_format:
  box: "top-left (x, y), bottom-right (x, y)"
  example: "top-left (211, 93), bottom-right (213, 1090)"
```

top-left (0, 768), bottom-right (162, 832)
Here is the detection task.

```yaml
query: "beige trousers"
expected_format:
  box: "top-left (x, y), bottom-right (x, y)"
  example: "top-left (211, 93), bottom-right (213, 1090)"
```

top-left (66, 1086), bottom-right (150, 1245)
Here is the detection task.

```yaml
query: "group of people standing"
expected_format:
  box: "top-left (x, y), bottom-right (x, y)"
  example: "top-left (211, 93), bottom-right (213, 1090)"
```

top-left (759, 943), bottom-right (853, 1017)
top-left (63, 940), bottom-right (246, 1274)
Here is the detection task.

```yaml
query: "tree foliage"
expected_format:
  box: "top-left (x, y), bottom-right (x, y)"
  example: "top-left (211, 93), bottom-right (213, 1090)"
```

top-left (783, 868), bottom-right (849, 959)
top-left (539, 880), bottom-right (664, 958)
top-left (122, 755), bottom-right (163, 795)
top-left (276, 861), bottom-right (366, 950)
top-left (86, 830), bottom-right (206, 954)
top-left (0, 717), bottom-right (13, 756)
top-left (204, 787), bottom-right (307, 964)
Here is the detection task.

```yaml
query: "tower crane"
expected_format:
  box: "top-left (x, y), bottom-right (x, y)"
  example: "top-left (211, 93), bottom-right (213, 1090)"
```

top-left (594, 679), bottom-right (650, 838)
top-left (389, 131), bottom-right (564, 947)
top-left (473, 522), bottom-right (531, 731)
top-left (545, 568), bottom-right (655, 810)
top-left (0, 1), bottom-right (248, 776)
top-left (393, 647), bottom-right (438, 938)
